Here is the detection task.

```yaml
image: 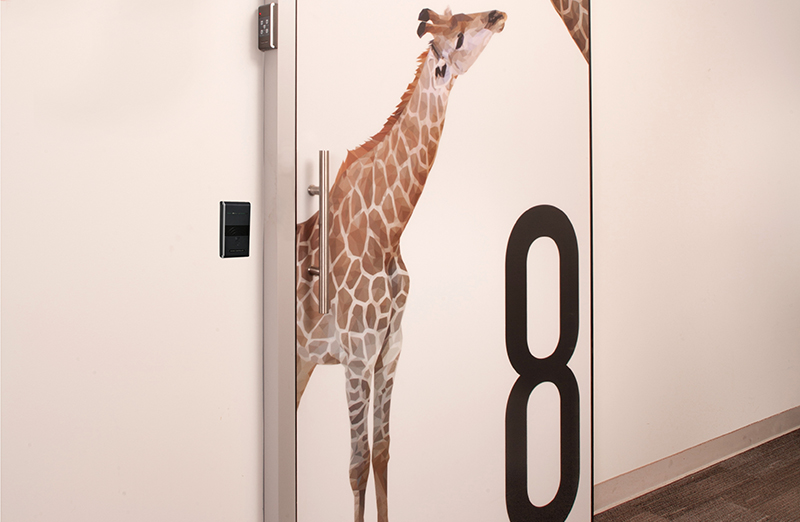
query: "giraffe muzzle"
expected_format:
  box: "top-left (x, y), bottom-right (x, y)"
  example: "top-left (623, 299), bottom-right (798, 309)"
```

top-left (487, 10), bottom-right (507, 32)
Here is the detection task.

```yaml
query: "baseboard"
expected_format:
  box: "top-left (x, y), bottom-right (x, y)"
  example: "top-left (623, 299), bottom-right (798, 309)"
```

top-left (593, 405), bottom-right (800, 514)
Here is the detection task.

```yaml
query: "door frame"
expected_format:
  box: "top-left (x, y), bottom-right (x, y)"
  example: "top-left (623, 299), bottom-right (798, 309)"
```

top-left (262, 1), bottom-right (297, 521)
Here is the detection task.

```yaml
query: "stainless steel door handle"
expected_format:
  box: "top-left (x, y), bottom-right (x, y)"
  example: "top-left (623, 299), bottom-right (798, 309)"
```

top-left (307, 150), bottom-right (330, 314)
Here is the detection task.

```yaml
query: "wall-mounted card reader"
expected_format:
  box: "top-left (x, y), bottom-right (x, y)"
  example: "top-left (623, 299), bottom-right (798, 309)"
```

top-left (220, 202), bottom-right (251, 258)
top-left (258, 4), bottom-right (277, 51)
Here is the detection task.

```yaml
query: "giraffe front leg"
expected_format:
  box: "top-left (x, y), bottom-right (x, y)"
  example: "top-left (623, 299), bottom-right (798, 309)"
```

top-left (372, 327), bottom-right (402, 522)
top-left (345, 363), bottom-right (372, 522)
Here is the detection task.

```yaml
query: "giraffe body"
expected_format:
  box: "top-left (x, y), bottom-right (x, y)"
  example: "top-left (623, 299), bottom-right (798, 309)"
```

top-left (296, 8), bottom-right (506, 522)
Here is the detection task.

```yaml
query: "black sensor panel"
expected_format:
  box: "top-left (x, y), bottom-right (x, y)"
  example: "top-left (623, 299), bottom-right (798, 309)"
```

top-left (220, 202), bottom-right (250, 258)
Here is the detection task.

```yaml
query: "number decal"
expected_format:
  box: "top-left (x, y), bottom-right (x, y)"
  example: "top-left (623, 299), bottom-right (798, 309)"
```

top-left (505, 205), bottom-right (580, 522)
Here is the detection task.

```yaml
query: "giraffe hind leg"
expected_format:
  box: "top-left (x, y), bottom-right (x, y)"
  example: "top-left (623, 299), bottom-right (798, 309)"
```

top-left (369, 254), bottom-right (408, 522)
top-left (345, 362), bottom-right (372, 522)
top-left (372, 327), bottom-right (401, 522)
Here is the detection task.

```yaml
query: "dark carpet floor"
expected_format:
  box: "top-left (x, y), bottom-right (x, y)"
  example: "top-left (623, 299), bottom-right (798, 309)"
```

top-left (594, 428), bottom-right (800, 521)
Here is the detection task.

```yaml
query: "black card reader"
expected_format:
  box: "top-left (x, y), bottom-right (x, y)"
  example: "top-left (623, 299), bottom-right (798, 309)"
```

top-left (220, 202), bottom-right (251, 258)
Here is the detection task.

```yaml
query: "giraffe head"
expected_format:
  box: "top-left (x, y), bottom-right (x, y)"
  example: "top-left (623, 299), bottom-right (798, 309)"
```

top-left (417, 7), bottom-right (506, 77)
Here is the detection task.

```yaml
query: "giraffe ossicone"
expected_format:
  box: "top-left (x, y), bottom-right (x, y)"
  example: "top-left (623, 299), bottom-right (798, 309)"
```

top-left (296, 7), bottom-right (506, 522)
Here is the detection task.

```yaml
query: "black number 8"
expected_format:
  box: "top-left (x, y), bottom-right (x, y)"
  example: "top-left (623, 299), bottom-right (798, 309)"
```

top-left (505, 205), bottom-right (580, 522)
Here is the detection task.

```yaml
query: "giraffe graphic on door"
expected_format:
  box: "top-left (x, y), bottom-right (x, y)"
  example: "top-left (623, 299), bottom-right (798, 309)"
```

top-left (297, 4), bottom-right (588, 522)
top-left (296, 9), bottom-right (506, 521)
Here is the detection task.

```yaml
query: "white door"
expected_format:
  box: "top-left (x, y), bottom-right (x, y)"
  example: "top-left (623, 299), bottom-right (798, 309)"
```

top-left (2, 2), bottom-right (264, 520)
top-left (296, 1), bottom-right (591, 521)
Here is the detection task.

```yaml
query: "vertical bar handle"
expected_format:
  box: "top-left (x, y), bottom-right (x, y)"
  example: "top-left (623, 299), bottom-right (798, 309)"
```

top-left (318, 150), bottom-right (330, 314)
top-left (307, 150), bottom-right (330, 314)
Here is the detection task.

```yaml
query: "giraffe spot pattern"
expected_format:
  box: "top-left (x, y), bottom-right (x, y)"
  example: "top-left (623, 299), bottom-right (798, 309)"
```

top-left (386, 162), bottom-right (398, 187)
top-left (350, 304), bottom-right (365, 333)
top-left (418, 92), bottom-right (428, 121)
top-left (357, 167), bottom-right (374, 209)
top-left (366, 303), bottom-right (377, 330)
top-left (361, 237), bottom-right (383, 275)
top-left (370, 277), bottom-right (387, 302)
top-left (337, 291), bottom-right (353, 330)
top-left (383, 196), bottom-right (396, 224)
top-left (353, 276), bottom-right (370, 302)
top-left (373, 162), bottom-right (388, 206)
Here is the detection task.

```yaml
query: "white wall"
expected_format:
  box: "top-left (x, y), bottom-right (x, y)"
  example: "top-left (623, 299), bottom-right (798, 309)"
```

top-left (1, 1), bottom-right (264, 520)
top-left (593, 0), bottom-right (800, 483)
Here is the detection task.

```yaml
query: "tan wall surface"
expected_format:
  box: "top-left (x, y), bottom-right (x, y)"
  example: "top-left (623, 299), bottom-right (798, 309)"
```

top-left (1, 2), bottom-right (265, 519)
top-left (593, 0), bottom-right (800, 483)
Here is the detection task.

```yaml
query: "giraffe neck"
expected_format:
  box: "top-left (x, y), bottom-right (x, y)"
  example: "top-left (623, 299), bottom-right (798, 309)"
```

top-left (330, 48), bottom-right (455, 251)
top-left (393, 48), bottom-right (454, 210)
top-left (551, 0), bottom-right (590, 62)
